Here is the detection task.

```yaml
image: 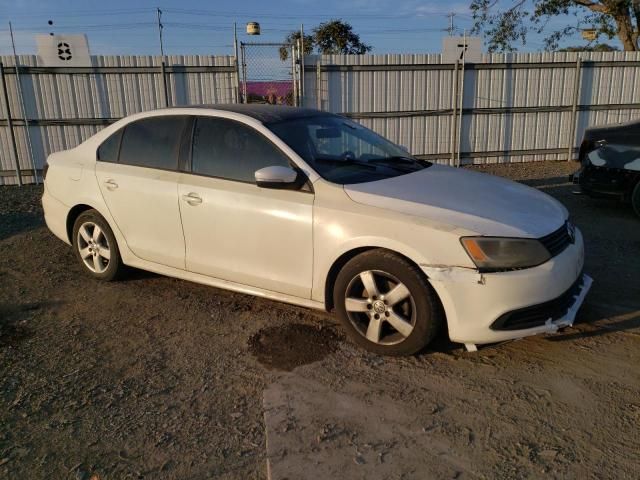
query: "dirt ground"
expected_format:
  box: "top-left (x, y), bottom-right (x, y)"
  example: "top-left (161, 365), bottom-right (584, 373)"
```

top-left (1, 161), bottom-right (639, 479)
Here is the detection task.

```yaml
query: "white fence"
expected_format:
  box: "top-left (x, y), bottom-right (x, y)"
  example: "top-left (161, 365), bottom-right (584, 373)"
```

top-left (0, 54), bottom-right (237, 185)
top-left (304, 51), bottom-right (640, 165)
top-left (2, 51), bottom-right (640, 185)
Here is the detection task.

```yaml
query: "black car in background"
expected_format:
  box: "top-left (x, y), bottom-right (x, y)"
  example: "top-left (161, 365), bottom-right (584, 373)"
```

top-left (574, 119), bottom-right (640, 217)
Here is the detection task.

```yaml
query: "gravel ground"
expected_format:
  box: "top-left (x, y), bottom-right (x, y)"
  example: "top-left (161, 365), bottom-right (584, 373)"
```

top-left (1, 161), bottom-right (639, 479)
top-left (466, 160), bottom-right (578, 182)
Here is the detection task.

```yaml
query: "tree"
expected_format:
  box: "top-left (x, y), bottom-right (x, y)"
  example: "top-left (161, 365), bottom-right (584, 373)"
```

top-left (559, 42), bottom-right (619, 50)
top-left (313, 20), bottom-right (372, 55)
top-left (279, 19), bottom-right (372, 60)
top-left (279, 31), bottom-right (314, 61)
top-left (470, 0), bottom-right (640, 52)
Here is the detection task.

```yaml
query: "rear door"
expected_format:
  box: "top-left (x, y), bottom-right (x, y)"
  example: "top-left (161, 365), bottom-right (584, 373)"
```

top-left (177, 115), bottom-right (314, 298)
top-left (95, 115), bottom-right (188, 269)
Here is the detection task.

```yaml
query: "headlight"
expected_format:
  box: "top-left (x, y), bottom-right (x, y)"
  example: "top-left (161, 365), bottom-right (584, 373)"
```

top-left (460, 237), bottom-right (551, 271)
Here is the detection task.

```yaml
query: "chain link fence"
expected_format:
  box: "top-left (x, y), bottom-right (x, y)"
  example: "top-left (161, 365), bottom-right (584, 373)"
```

top-left (240, 42), bottom-right (301, 106)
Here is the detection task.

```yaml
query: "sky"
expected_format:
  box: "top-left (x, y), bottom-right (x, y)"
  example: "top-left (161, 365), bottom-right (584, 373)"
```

top-left (0, 0), bottom-right (606, 57)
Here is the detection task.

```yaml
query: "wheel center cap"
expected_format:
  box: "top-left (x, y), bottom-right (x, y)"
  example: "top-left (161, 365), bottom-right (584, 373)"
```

top-left (373, 300), bottom-right (386, 314)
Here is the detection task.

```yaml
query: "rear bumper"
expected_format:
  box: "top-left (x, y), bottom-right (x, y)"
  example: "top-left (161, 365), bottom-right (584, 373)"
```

top-left (425, 228), bottom-right (590, 345)
top-left (42, 184), bottom-right (71, 245)
top-left (574, 164), bottom-right (638, 200)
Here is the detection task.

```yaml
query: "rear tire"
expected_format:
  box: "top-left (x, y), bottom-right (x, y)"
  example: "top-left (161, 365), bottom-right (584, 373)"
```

top-left (333, 249), bottom-right (443, 356)
top-left (72, 210), bottom-right (123, 281)
top-left (632, 182), bottom-right (640, 218)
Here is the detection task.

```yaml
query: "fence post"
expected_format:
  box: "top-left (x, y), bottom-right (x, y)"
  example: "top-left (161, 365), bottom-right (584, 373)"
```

top-left (160, 60), bottom-right (169, 107)
top-left (241, 43), bottom-right (248, 104)
top-left (291, 44), bottom-right (299, 107)
top-left (449, 60), bottom-right (459, 166)
top-left (0, 62), bottom-right (22, 186)
top-left (316, 59), bottom-right (322, 110)
top-left (568, 57), bottom-right (582, 162)
top-left (10, 24), bottom-right (38, 184)
top-left (300, 24), bottom-right (305, 105)
top-left (233, 22), bottom-right (241, 103)
top-left (456, 52), bottom-right (466, 168)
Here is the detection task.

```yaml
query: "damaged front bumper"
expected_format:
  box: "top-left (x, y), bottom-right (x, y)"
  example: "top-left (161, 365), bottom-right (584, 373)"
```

top-left (490, 273), bottom-right (592, 332)
top-left (422, 228), bottom-right (590, 351)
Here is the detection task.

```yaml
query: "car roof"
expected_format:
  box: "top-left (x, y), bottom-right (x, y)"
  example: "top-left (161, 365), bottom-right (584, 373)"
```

top-left (178, 104), bottom-right (335, 123)
top-left (584, 118), bottom-right (640, 142)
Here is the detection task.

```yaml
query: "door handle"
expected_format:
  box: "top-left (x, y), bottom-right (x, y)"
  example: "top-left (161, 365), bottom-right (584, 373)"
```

top-left (182, 192), bottom-right (202, 206)
top-left (104, 179), bottom-right (118, 190)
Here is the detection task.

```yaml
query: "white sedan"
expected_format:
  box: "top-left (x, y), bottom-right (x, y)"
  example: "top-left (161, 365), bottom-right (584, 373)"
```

top-left (42, 105), bottom-right (591, 355)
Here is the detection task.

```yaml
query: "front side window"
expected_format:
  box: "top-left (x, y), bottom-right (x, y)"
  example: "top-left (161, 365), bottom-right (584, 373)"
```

top-left (191, 117), bottom-right (291, 183)
top-left (118, 116), bottom-right (186, 170)
top-left (267, 115), bottom-right (430, 185)
top-left (97, 128), bottom-right (122, 163)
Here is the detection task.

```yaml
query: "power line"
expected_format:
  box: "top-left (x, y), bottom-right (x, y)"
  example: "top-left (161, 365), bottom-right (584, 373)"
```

top-left (7, 22), bottom-right (156, 31)
top-left (6, 8), bottom-right (152, 18)
top-left (160, 7), bottom-right (459, 20)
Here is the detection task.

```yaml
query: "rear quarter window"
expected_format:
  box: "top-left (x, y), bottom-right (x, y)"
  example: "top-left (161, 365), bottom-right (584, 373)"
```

top-left (97, 128), bottom-right (123, 163)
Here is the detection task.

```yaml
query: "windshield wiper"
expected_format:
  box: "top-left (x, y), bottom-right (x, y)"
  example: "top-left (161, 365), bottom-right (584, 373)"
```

top-left (313, 155), bottom-right (431, 173)
top-left (313, 156), bottom-right (377, 169)
top-left (367, 156), bottom-right (431, 169)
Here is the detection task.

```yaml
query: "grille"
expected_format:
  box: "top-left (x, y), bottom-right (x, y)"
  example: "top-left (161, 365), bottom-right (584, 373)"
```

top-left (490, 274), bottom-right (585, 331)
top-left (539, 222), bottom-right (573, 257)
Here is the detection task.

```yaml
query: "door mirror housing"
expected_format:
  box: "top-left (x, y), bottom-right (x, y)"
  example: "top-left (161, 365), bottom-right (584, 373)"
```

top-left (255, 165), bottom-right (300, 189)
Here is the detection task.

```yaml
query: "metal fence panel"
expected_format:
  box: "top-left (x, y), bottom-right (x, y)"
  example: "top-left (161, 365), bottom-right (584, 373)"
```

top-left (304, 51), bottom-right (640, 166)
top-left (2, 51), bottom-right (640, 184)
top-left (0, 54), bottom-right (237, 184)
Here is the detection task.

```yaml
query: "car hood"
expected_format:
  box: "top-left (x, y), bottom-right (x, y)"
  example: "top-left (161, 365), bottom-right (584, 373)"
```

top-left (344, 164), bottom-right (568, 237)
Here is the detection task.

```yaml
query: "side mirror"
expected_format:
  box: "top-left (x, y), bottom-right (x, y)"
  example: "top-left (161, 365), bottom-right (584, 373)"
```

top-left (399, 144), bottom-right (410, 153)
top-left (255, 165), bottom-right (300, 189)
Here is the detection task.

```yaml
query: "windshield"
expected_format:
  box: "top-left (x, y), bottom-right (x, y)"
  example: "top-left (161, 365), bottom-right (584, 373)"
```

top-left (266, 115), bottom-right (431, 184)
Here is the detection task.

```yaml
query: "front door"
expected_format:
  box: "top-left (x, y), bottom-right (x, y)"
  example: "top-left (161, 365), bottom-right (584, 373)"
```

top-left (178, 116), bottom-right (313, 298)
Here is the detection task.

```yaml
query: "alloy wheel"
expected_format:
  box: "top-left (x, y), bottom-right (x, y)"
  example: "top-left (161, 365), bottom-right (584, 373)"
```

top-left (77, 221), bottom-right (111, 274)
top-left (344, 270), bottom-right (416, 345)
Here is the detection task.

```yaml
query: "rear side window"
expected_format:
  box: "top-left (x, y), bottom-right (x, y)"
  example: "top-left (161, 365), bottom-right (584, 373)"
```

top-left (191, 117), bottom-right (291, 182)
top-left (97, 128), bottom-right (122, 163)
top-left (119, 116), bottom-right (186, 170)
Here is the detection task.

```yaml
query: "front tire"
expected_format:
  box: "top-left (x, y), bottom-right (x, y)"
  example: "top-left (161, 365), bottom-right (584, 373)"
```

top-left (72, 210), bottom-right (123, 281)
top-left (334, 249), bottom-right (443, 356)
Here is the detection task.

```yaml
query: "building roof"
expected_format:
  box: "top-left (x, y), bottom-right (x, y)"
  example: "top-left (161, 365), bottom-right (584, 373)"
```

top-left (181, 104), bottom-right (333, 123)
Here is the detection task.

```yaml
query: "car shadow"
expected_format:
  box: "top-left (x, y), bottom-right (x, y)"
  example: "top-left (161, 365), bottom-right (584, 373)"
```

top-left (0, 213), bottom-right (43, 241)
top-left (423, 335), bottom-right (462, 354)
top-left (520, 175), bottom-right (574, 188)
top-left (547, 302), bottom-right (640, 342)
top-left (0, 300), bottom-right (66, 347)
top-left (119, 267), bottom-right (160, 282)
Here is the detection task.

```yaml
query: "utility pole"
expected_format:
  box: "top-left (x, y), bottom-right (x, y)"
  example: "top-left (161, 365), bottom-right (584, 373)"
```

top-left (156, 8), bottom-right (165, 57)
top-left (156, 7), bottom-right (169, 107)
top-left (446, 12), bottom-right (456, 36)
